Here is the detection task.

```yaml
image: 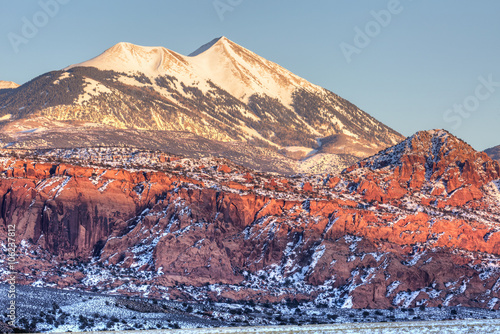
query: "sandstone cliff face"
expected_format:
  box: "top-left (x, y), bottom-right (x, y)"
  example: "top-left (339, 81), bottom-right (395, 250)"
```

top-left (1, 130), bottom-right (500, 310)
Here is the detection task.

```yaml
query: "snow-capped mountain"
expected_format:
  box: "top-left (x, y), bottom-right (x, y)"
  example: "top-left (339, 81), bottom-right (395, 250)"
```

top-left (0, 37), bottom-right (403, 156)
top-left (0, 80), bottom-right (19, 89)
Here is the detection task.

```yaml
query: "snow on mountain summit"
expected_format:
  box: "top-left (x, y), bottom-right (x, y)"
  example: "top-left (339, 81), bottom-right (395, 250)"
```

top-left (190, 36), bottom-right (316, 105)
top-left (0, 80), bottom-right (20, 89)
top-left (65, 42), bottom-right (191, 77)
top-left (188, 36), bottom-right (223, 57)
top-left (65, 37), bottom-right (316, 105)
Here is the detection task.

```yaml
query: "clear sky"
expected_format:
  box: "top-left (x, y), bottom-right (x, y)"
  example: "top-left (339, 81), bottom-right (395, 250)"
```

top-left (1, 0), bottom-right (499, 150)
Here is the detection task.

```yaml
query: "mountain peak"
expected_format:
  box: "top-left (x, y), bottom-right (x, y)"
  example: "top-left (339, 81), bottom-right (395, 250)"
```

top-left (65, 41), bottom-right (189, 75)
top-left (346, 129), bottom-right (500, 190)
top-left (406, 129), bottom-right (475, 157)
top-left (188, 36), bottom-right (231, 57)
top-left (106, 41), bottom-right (157, 54)
top-left (110, 41), bottom-right (134, 49)
top-left (343, 129), bottom-right (499, 204)
top-left (358, 129), bottom-right (480, 170)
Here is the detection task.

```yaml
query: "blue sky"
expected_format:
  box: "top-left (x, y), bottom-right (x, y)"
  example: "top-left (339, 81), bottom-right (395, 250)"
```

top-left (1, 0), bottom-right (499, 150)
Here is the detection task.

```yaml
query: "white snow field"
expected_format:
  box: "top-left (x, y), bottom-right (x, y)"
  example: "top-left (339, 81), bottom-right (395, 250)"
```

top-left (57, 319), bottom-right (500, 333)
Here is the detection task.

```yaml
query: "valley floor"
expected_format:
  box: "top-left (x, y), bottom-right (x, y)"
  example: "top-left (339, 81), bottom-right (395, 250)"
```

top-left (1, 285), bottom-right (499, 333)
top-left (64, 319), bottom-right (500, 333)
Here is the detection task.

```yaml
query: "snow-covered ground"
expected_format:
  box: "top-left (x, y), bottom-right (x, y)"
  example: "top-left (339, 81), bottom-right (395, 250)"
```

top-left (1, 284), bottom-right (499, 333)
top-left (106, 319), bottom-right (500, 333)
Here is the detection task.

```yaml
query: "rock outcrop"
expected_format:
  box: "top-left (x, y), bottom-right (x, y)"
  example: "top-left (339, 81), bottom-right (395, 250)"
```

top-left (345, 130), bottom-right (499, 205)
